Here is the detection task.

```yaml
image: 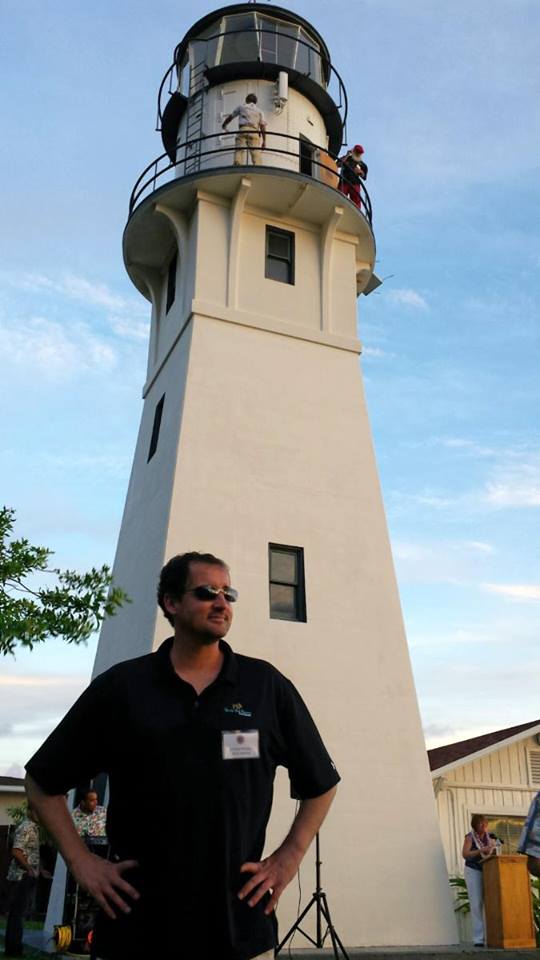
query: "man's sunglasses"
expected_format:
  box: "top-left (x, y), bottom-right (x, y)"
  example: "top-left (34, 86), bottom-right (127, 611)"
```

top-left (186, 585), bottom-right (238, 603)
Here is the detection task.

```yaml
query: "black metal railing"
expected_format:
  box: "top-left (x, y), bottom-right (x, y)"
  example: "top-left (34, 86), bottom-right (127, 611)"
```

top-left (156, 27), bottom-right (348, 137)
top-left (129, 131), bottom-right (372, 225)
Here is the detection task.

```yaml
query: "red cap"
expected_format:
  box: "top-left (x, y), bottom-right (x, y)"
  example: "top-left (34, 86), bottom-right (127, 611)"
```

top-left (353, 144), bottom-right (364, 154)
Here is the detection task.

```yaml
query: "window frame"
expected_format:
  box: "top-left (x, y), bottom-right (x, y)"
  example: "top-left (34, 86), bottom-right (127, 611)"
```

top-left (147, 394), bottom-right (165, 462)
top-left (265, 225), bottom-right (295, 285)
top-left (165, 250), bottom-right (178, 314)
top-left (268, 543), bottom-right (306, 622)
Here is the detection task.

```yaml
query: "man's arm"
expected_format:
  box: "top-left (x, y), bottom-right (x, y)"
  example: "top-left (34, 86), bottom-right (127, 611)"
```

top-left (11, 846), bottom-right (37, 878)
top-left (259, 118), bottom-right (267, 149)
top-left (222, 113), bottom-right (233, 130)
top-left (25, 774), bottom-right (139, 920)
top-left (238, 785), bottom-right (337, 914)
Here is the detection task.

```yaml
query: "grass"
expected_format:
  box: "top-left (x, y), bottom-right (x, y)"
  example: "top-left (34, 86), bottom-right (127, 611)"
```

top-left (0, 938), bottom-right (51, 960)
top-left (0, 919), bottom-right (50, 959)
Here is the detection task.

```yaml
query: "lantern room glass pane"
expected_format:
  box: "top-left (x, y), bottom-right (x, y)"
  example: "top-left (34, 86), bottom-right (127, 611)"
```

top-left (258, 17), bottom-right (277, 63)
top-left (296, 29), bottom-right (321, 80)
top-left (220, 14), bottom-right (259, 64)
top-left (276, 22), bottom-right (299, 68)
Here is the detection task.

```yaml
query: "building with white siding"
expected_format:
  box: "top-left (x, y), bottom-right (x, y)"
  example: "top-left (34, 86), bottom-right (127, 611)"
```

top-left (429, 720), bottom-right (540, 941)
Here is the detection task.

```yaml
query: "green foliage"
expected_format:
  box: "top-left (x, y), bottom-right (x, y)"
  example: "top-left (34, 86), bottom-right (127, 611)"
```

top-left (7, 800), bottom-right (28, 826)
top-left (0, 507), bottom-right (129, 655)
top-left (451, 872), bottom-right (540, 945)
top-left (531, 876), bottom-right (540, 946)
top-left (449, 874), bottom-right (470, 914)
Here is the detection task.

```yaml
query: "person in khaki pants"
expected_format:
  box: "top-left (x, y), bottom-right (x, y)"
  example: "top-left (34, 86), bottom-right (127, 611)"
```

top-left (222, 93), bottom-right (267, 165)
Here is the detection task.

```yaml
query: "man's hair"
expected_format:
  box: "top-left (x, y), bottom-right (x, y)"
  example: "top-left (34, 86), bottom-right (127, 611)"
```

top-left (157, 552), bottom-right (229, 625)
top-left (246, 93), bottom-right (257, 104)
top-left (471, 813), bottom-right (486, 831)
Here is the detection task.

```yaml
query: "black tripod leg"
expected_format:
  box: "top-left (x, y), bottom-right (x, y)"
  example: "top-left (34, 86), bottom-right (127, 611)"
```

top-left (276, 894), bottom-right (317, 953)
top-left (319, 893), bottom-right (350, 960)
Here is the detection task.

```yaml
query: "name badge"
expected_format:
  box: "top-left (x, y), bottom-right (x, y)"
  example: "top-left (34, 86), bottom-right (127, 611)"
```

top-left (222, 729), bottom-right (260, 760)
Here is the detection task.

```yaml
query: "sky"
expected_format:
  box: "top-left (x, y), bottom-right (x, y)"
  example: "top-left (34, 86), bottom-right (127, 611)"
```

top-left (1, 0), bottom-right (539, 776)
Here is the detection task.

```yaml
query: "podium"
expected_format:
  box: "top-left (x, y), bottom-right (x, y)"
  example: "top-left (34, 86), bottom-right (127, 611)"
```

top-left (483, 855), bottom-right (536, 948)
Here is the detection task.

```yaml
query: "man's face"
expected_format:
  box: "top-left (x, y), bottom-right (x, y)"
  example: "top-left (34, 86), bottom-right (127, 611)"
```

top-left (81, 792), bottom-right (98, 814)
top-left (165, 562), bottom-right (234, 643)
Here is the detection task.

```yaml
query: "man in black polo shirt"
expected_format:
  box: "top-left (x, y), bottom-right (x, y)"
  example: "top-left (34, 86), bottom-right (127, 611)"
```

top-left (25, 551), bottom-right (339, 960)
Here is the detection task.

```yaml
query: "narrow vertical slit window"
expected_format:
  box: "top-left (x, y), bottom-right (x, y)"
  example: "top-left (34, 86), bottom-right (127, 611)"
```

top-left (265, 226), bottom-right (295, 285)
top-left (166, 251), bottom-right (178, 314)
top-left (269, 544), bottom-right (306, 621)
top-left (148, 394), bottom-right (165, 462)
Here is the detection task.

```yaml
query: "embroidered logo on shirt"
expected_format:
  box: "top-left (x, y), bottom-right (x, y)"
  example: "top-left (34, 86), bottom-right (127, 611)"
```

top-left (224, 702), bottom-right (253, 718)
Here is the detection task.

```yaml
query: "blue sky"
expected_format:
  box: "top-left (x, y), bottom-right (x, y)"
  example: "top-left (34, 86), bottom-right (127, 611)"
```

top-left (1, 0), bottom-right (539, 774)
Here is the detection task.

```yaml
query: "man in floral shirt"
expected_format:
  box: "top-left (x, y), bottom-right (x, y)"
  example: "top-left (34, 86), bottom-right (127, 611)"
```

top-left (71, 788), bottom-right (107, 839)
top-left (5, 807), bottom-right (41, 957)
top-left (518, 791), bottom-right (540, 876)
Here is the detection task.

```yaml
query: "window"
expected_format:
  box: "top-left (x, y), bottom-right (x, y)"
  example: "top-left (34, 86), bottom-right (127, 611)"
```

top-left (529, 750), bottom-right (540, 784)
top-left (299, 136), bottom-right (314, 177)
top-left (166, 251), bottom-right (177, 314)
top-left (220, 13), bottom-right (259, 63)
top-left (269, 544), bottom-right (306, 621)
top-left (475, 815), bottom-right (526, 855)
top-left (147, 394), bottom-right (165, 462)
top-left (265, 226), bottom-right (295, 284)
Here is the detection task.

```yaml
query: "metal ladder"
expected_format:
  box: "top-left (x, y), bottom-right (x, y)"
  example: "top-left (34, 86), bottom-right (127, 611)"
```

top-left (184, 63), bottom-right (206, 175)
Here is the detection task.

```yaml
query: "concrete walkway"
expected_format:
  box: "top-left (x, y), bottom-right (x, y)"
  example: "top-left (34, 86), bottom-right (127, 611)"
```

top-left (281, 950), bottom-right (539, 959)
top-left (17, 929), bottom-right (540, 958)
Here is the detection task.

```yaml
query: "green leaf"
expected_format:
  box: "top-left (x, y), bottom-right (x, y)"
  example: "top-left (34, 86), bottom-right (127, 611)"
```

top-left (0, 507), bottom-right (130, 656)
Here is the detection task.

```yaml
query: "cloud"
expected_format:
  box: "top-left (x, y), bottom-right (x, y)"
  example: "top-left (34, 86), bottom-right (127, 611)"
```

top-left (0, 315), bottom-right (117, 380)
top-left (424, 723), bottom-right (511, 751)
top-left (438, 437), bottom-right (498, 457)
top-left (18, 272), bottom-right (130, 313)
top-left (0, 674), bottom-right (89, 770)
top-left (482, 583), bottom-right (540, 602)
top-left (3, 763), bottom-right (24, 778)
top-left (484, 460), bottom-right (540, 508)
top-left (109, 315), bottom-right (150, 341)
top-left (386, 288), bottom-right (428, 310)
top-left (392, 538), bottom-right (495, 585)
top-left (42, 452), bottom-right (132, 481)
top-left (362, 346), bottom-right (391, 358)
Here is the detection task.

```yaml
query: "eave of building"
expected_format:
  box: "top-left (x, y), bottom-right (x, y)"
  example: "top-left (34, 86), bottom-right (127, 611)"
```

top-left (430, 720), bottom-right (540, 777)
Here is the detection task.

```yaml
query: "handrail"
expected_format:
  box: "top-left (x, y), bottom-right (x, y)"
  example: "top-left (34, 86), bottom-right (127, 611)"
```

top-left (157, 26), bottom-right (348, 135)
top-left (128, 130), bottom-right (372, 225)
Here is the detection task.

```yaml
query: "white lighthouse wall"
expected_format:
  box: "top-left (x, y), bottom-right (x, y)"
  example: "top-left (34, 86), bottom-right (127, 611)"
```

top-left (92, 322), bottom-right (194, 677)
top-left (189, 194), bottom-right (359, 341)
top-left (177, 81), bottom-right (329, 177)
top-left (149, 311), bottom-right (456, 946)
top-left (100, 190), bottom-right (456, 944)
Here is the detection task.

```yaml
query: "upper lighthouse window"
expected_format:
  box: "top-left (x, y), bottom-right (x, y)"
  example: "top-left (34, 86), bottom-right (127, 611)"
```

top-left (220, 13), bottom-right (259, 64)
top-left (265, 226), bottom-right (295, 285)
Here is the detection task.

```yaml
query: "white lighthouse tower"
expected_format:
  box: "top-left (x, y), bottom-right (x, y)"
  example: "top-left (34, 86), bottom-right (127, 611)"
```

top-left (93, 4), bottom-right (457, 947)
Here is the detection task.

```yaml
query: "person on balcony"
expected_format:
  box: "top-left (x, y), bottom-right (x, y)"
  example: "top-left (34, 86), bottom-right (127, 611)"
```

top-left (222, 94), bottom-right (267, 166)
top-left (337, 144), bottom-right (367, 208)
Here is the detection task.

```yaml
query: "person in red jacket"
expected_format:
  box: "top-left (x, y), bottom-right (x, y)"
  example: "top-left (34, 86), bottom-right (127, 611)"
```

top-left (337, 144), bottom-right (368, 208)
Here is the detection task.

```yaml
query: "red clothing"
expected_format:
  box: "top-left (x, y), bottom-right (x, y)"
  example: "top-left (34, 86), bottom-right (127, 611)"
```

top-left (338, 179), bottom-right (361, 208)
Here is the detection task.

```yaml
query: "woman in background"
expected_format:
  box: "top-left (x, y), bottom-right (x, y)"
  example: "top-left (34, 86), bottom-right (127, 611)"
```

top-left (462, 814), bottom-right (496, 947)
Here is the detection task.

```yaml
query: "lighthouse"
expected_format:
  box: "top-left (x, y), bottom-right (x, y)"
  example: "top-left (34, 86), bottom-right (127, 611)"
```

top-left (92, 4), bottom-right (457, 947)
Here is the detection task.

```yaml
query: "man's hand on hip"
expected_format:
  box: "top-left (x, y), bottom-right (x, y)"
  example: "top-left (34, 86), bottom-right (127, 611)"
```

top-left (70, 851), bottom-right (140, 920)
top-left (238, 844), bottom-right (301, 915)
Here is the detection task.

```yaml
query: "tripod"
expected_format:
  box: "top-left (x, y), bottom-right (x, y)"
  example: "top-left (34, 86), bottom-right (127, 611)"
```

top-left (275, 832), bottom-right (349, 959)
